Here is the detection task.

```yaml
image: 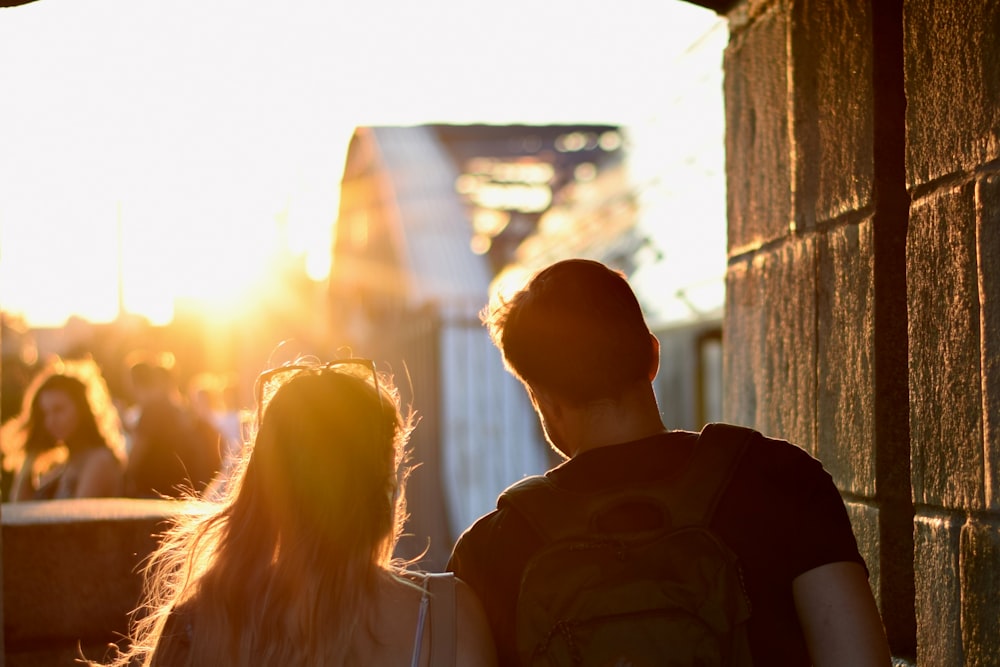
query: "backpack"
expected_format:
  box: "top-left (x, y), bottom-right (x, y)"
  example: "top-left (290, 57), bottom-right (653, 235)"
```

top-left (498, 423), bottom-right (756, 667)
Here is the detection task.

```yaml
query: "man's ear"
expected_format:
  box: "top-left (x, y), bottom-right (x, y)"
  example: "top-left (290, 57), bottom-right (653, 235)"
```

top-left (648, 333), bottom-right (661, 381)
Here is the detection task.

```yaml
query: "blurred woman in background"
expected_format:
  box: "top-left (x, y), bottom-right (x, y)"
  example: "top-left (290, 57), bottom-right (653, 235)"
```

top-left (3, 357), bottom-right (125, 501)
top-left (99, 357), bottom-right (495, 666)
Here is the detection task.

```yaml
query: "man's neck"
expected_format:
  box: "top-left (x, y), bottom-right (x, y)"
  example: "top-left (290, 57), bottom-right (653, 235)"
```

top-left (547, 386), bottom-right (667, 458)
top-left (571, 411), bottom-right (667, 456)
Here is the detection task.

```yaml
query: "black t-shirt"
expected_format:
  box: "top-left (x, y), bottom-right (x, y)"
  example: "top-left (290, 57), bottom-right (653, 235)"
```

top-left (447, 429), bottom-right (867, 666)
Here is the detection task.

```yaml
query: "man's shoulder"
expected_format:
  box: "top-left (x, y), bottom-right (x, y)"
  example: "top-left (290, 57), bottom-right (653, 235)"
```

top-left (449, 501), bottom-right (538, 580)
top-left (735, 427), bottom-right (828, 477)
top-left (452, 483), bottom-right (547, 555)
top-left (499, 472), bottom-right (552, 498)
top-left (459, 506), bottom-right (504, 536)
top-left (720, 426), bottom-right (843, 523)
top-left (136, 399), bottom-right (183, 427)
top-left (456, 498), bottom-right (528, 542)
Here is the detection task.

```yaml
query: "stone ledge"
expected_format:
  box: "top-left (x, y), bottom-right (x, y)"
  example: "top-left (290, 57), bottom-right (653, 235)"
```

top-left (2, 498), bottom-right (208, 664)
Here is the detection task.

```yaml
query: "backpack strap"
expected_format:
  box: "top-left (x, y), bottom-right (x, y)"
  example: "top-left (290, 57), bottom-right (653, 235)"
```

top-left (676, 422), bottom-right (756, 526)
top-left (427, 572), bottom-right (457, 666)
top-left (500, 424), bottom-right (757, 541)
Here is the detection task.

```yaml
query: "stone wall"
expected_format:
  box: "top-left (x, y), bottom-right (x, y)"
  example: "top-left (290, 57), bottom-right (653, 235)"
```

top-left (904, 2), bottom-right (1000, 665)
top-left (2, 499), bottom-right (200, 667)
top-left (719, 0), bottom-right (1000, 664)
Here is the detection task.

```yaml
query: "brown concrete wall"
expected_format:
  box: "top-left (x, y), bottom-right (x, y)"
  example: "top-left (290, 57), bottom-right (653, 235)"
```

top-left (904, 1), bottom-right (1000, 665)
top-left (722, 0), bottom-right (1000, 664)
top-left (2, 499), bottom-right (199, 667)
top-left (722, 0), bottom-right (915, 661)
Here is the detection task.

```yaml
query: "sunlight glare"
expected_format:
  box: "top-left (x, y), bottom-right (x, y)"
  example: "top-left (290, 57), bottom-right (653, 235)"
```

top-left (118, 193), bottom-right (283, 325)
top-left (0, 0), bottom-right (354, 328)
top-left (0, 0), bottom-right (724, 329)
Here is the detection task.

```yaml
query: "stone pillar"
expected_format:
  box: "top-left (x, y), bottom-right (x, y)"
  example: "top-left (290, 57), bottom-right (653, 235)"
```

top-left (721, 0), bottom-right (915, 659)
top-left (904, 1), bottom-right (1000, 664)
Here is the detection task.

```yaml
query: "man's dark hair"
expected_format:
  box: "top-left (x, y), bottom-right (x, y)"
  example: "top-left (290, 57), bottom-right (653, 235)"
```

top-left (483, 259), bottom-right (655, 404)
top-left (127, 353), bottom-right (176, 393)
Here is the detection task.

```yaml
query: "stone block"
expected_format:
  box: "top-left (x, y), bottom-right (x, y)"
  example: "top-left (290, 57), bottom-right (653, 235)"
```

top-left (914, 511), bottom-right (964, 666)
top-left (788, 0), bottom-right (875, 230)
top-left (723, 239), bottom-right (816, 451)
top-left (2, 498), bottom-right (204, 663)
top-left (844, 500), bottom-right (881, 608)
top-left (817, 220), bottom-right (876, 495)
top-left (908, 182), bottom-right (984, 509)
top-left (904, 0), bottom-right (1000, 188)
top-left (978, 173), bottom-right (1000, 510)
top-left (724, 3), bottom-right (792, 253)
top-left (760, 238), bottom-right (818, 452)
top-left (723, 257), bottom-right (760, 427)
top-left (960, 518), bottom-right (1000, 665)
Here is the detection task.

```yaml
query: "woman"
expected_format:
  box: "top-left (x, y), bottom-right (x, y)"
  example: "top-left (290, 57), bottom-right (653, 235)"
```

top-left (4, 358), bottom-right (125, 501)
top-left (101, 358), bottom-right (496, 666)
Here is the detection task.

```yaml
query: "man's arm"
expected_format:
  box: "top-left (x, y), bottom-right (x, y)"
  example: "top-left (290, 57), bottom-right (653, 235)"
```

top-left (455, 578), bottom-right (499, 667)
top-left (449, 515), bottom-right (528, 667)
top-left (792, 561), bottom-right (892, 667)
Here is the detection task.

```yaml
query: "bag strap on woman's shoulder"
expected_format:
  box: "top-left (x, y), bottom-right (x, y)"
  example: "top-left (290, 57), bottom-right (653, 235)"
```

top-left (426, 572), bottom-right (457, 666)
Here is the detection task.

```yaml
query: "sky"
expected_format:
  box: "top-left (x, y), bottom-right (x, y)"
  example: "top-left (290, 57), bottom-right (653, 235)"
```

top-left (0, 0), bottom-right (725, 328)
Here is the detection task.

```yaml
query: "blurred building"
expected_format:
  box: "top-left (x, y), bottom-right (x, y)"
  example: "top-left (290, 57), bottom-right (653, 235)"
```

top-left (331, 123), bottom-right (625, 567)
top-left (489, 20), bottom-right (730, 433)
top-left (331, 107), bottom-right (732, 567)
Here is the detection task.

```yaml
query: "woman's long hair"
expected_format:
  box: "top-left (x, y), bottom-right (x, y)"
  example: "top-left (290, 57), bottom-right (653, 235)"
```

top-left (104, 359), bottom-right (416, 666)
top-left (1, 357), bottom-right (125, 478)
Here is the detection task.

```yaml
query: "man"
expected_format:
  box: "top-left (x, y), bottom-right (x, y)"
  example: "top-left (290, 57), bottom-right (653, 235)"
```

top-left (448, 259), bottom-right (891, 666)
top-left (125, 356), bottom-right (222, 498)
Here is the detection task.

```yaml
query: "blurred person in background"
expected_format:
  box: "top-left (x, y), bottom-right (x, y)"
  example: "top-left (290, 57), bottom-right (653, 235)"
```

top-left (2, 357), bottom-right (125, 501)
top-left (124, 352), bottom-right (222, 498)
top-left (188, 371), bottom-right (246, 499)
top-left (95, 357), bottom-right (496, 666)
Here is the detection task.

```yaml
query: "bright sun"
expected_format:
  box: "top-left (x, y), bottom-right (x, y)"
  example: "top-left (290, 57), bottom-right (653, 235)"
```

top-left (0, 0), bottom-right (347, 329)
top-left (0, 0), bottom-right (723, 330)
top-left (0, 168), bottom-right (338, 328)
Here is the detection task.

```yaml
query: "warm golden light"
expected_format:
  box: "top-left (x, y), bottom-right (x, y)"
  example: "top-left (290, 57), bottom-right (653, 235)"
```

top-left (0, 1), bottom-right (355, 328)
top-left (470, 234), bottom-right (492, 255)
top-left (0, 0), bottom-right (724, 329)
top-left (488, 265), bottom-right (532, 306)
top-left (472, 209), bottom-right (511, 237)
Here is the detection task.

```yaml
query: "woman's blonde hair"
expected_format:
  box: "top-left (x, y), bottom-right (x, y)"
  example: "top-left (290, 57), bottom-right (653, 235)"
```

top-left (101, 358), bottom-right (416, 666)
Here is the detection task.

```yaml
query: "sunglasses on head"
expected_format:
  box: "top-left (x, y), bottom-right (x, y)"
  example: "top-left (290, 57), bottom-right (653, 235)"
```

top-left (253, 358), bottom-right (385, 431)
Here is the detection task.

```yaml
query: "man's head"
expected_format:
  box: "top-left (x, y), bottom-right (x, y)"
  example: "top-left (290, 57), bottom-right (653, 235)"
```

top-left (127, 355), bottom-right (177, 405)
top-left (483, 259), bottom-right (657, 407)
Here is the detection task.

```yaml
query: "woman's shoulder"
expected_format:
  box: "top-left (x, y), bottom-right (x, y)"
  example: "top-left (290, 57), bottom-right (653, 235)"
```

top-left (74, 445), bottom-right (125, 497)
top-left (82, 444), bottom-right (121, 463)
top-left (394, 571), bottom-right (497, 666)
top-left (78, 446), bottom-right (124, 476)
